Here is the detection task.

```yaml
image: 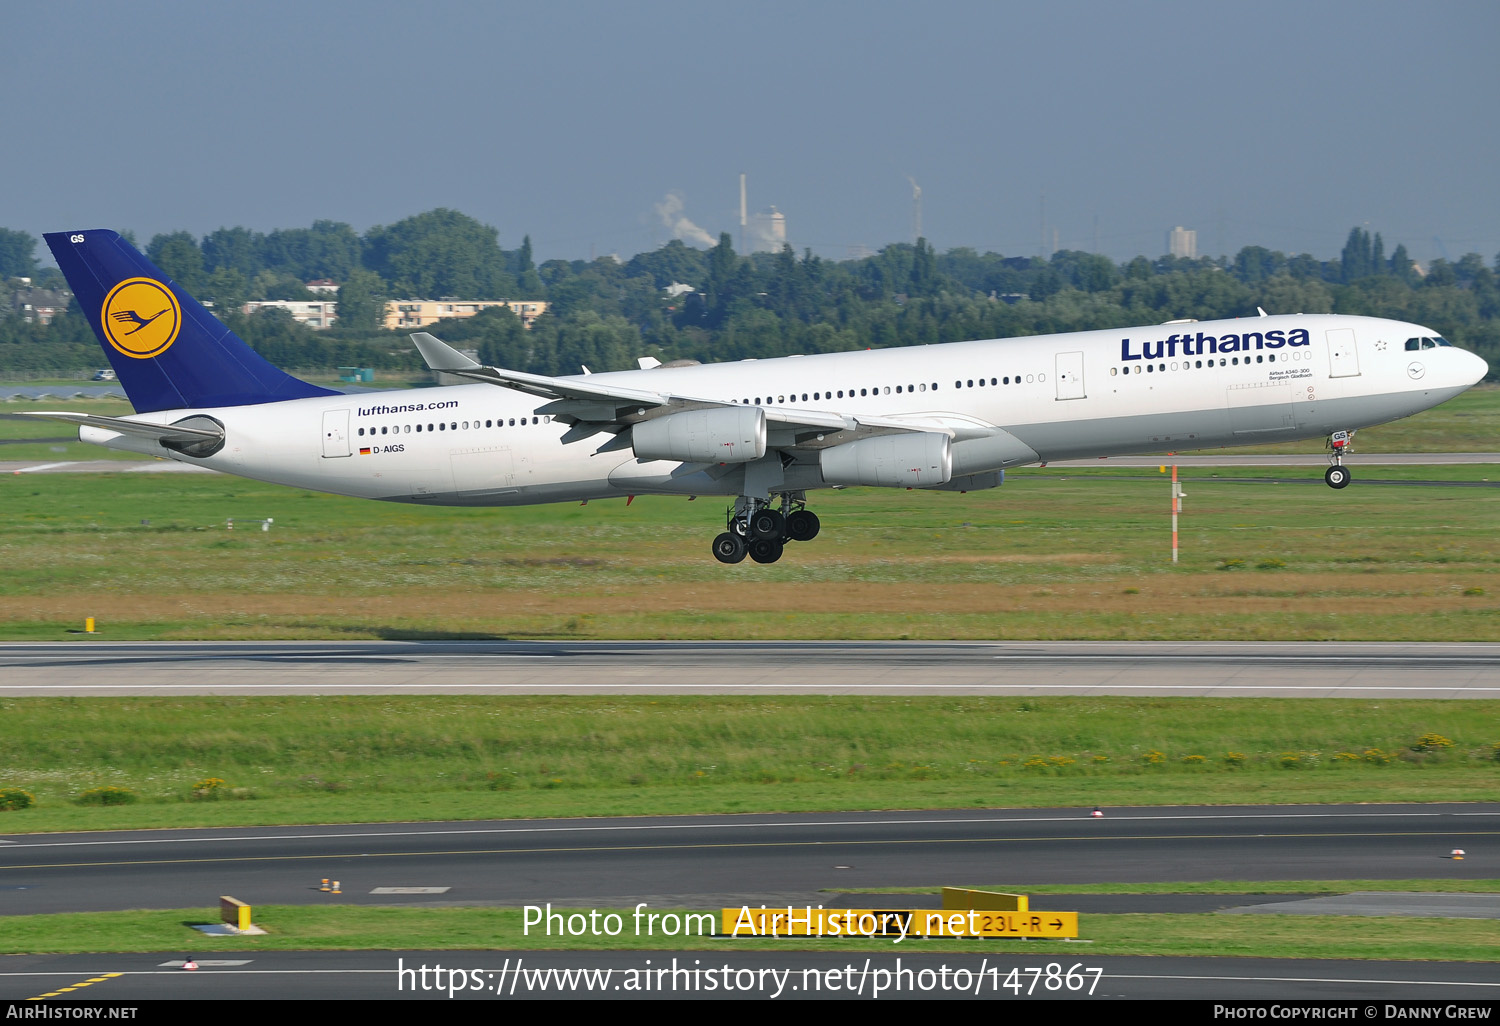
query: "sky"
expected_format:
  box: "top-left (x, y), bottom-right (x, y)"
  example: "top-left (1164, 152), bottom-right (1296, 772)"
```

top-left (5, 0), bottom-right (1497, 268)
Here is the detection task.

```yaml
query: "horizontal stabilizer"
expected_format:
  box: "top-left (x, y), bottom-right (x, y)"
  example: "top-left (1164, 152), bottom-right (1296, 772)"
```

top-left (18, 411), bottom-right (223, 444)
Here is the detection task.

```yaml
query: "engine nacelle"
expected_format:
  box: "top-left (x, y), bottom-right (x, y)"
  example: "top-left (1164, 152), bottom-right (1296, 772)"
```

top-left (632, 406), bottom-right (767, 464)
top-left (820, 431), bottom-right (952, 488)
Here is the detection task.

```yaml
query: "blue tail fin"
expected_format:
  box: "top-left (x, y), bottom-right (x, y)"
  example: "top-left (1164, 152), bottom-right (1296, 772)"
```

top-left (44, 230), bottom-right (339, 413)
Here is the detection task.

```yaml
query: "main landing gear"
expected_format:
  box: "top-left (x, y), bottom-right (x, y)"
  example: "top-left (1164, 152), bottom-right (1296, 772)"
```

top-left (711, 493), bottom-right (821, 564)
top-left (1324, 430), bottom-right (1353, 489)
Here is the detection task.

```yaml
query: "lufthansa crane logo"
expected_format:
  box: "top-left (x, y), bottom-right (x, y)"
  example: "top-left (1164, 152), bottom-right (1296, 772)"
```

top-left (101, 278), bottom-right (181, 358)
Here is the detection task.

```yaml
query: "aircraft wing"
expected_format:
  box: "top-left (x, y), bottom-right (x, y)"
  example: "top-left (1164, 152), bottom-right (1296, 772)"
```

top-left (17, 411), bottom-right (224, 444)
top-left (410, 331), bottom-right (999, 452)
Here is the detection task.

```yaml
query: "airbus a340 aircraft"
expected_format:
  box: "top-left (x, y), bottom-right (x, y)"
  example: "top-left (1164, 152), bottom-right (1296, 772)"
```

top-left (31, 230), bottom-right (1489, 564)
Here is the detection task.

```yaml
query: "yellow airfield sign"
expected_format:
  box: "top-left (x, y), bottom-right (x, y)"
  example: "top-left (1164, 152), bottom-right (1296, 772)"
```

top-left (722, 906), bottom-right (1078, 940)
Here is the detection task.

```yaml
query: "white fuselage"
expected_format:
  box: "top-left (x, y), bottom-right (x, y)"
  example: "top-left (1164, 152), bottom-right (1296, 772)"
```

top-left (83, 313), bottom-right (1487, 506)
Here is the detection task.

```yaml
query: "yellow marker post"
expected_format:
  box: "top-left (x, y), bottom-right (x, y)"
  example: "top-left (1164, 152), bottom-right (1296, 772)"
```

top-left (219, 896), bottom-right (252, 932)
top-left (84, 617), bottom-right (95, 634)
top-left (942, 887), bottom-right (1028, 912)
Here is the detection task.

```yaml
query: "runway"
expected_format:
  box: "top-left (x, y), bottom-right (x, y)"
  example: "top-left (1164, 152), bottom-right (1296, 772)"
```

top-left (3, 805), bottom-right (1497, 1000)
top-left (3, 805), bottom-right (1495, 916)
top-left (3, 640), bottom-right (1497, 697)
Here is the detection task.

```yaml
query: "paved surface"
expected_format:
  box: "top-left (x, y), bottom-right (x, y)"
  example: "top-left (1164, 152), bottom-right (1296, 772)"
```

top-left (3, 805), bottom-right (1498, 1000)
top-left (3, 805), bottom-right (1494, 916)
top-left (6, 950), bottom-right (1500, 1000)
top-left (1222, 892), bottom-right (1500, 919)
top-left (3, 640), bottom-right (1497, 697)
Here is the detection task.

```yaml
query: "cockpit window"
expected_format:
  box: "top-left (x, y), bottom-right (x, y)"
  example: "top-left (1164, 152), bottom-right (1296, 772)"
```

top-left (1405, 338), bottom-right (1420, 351)
top-left (1434, 337), bottom-right (1453, 347)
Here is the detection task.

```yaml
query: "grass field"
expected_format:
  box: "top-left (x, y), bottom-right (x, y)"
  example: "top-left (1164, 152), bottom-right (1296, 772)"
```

top-left (0, 696), bottom-right (1495, 831)
top-left (2, 462), bottom-right (1494, 642)
top-left (1, 390), bottom-right (1494, 642)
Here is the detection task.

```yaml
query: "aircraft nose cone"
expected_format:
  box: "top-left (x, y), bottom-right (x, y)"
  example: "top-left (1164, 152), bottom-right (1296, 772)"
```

top-left (1465, 348), bottom-right (1490, 384)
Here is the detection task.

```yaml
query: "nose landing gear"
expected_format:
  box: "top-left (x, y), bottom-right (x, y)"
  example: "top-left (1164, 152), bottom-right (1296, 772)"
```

top-left (710, 493), bottom-right (822, 564)
top-left (1324, 430), bottom-right (1353, 489)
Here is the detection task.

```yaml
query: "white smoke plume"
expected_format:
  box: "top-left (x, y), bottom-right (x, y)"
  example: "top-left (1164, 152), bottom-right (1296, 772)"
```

top-left (655, 191), bottom-right (717, 248)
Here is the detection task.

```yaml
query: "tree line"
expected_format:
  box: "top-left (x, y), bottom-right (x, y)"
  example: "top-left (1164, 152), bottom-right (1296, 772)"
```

top-left (2, 215), bottom-right (1496, 380)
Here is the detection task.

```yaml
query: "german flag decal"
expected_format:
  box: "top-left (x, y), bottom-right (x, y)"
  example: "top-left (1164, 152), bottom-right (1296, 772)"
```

top-left (359, 447), bottom-right (372, 455)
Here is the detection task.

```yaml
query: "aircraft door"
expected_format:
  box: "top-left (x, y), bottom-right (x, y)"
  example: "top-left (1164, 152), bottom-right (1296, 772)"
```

top-left (1326, 329), bottom-right (1361, 378)
top-left (1055, 351), bottom-right (1085, 400)
top-left (321, 409), bottom-right (351, 458)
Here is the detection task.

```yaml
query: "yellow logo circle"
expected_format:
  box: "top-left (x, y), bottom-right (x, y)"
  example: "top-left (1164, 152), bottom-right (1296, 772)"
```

top-left (101, 278), bottom-right (181, 359)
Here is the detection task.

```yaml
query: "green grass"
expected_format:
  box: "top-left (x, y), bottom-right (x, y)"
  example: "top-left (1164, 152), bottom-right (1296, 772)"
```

top-left (0, 696), bottom-right (1495, 831)
top-left (3, 903), bottom-right (1498, 961)
top-left (0, 464), bottom-right (1495, 642)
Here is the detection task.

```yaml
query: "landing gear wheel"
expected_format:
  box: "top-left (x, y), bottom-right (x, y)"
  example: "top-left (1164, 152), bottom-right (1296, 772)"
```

top-left (1325, 465), bottom-right (1351, 489)
top-left (712, 532), bottom-right (747, 564)
top-left (731, 518), bottom-right (750, 538)
top-left (748, 537), bottom-right (784, 564)
top-left (785, 509), bottom-right (820, 542)
top-left (749, 508), bottom-right (785, 539)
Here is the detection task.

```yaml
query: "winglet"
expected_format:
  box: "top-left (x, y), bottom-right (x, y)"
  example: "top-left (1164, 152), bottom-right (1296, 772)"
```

top-left (410, 332), bottom-right (482, 371)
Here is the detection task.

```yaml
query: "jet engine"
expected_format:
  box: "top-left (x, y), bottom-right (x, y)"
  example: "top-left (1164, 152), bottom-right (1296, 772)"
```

top-left (632, 406), bottom-right (767, 464)
top-left (819, 431), bottom-right (951, 488)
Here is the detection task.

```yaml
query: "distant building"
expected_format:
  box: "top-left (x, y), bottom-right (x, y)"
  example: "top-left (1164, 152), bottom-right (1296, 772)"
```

top-left (243, 299), bottom-right (339, 328)
top-left (7, 283), bottom-right (69, 324)
top-left (305, 279), bottom-right (340, 294)
top-left (382, 300), bottom-right (548, 331)
top-left (1168, 226), bottom-right (1197, 259)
